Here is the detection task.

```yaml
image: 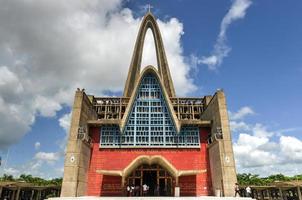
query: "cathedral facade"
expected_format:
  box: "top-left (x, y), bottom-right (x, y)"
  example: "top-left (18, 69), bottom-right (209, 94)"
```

top-left (61, 12), bottom-right (237, 197)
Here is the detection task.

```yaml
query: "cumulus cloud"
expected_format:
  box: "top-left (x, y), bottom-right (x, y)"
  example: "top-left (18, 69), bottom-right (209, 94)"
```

top-left (197, 0), bottom-right (252, 69)
top-left (280, 136), bottom-right (302, 162)
top-left (229, 106), bottom-right (254, 120)
top-left (0, 66), bottom-right (34, 149)
top-left (0, 0), bottom-right (196, 149)
top-left (58, 112), bottom-right (72, 150)
top-left (34, 152), bottom-right (60, 164)
top-left (231, 106), bottom-right (302, 176)
top-left (34, 142), bottom-right (41, 150)
top-left (230, 121), bottom-right (250, 132)
top-left (1, 153), bottom-right (62, 178)
top-left (234, 133), bottom-right (278, 168)
top-left (3, 167), bottom-right (20, 176)
top-left (59, 112), bottom-right (72, 133)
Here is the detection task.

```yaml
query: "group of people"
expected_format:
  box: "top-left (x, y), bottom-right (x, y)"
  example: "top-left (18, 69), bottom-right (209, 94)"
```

top-left (234, 183), bottom-right (252, 197)
top-left (126, 183), bottom-right (150, 196)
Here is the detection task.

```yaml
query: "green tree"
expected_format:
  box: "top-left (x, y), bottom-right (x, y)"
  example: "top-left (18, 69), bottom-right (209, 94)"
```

top-left (1, 174), bottom-right (15, 181)
top-left (237, 173), bottom-right (302, 186)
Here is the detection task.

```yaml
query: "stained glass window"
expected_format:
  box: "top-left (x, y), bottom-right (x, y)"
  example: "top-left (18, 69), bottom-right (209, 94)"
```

top-left (100, 73), bottom-right (200, 148)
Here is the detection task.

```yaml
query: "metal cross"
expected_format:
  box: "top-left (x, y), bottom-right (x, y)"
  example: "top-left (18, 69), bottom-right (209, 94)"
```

top-left (147, 4), bottom-right (153, 13)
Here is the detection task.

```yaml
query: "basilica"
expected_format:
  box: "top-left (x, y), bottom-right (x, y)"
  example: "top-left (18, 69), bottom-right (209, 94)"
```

top-left (61, 12), bottom-right (237, 197)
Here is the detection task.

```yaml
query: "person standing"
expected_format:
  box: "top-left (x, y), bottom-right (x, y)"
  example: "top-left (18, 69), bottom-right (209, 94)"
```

top-left (246, 186), bottom-right (252, 197)
top-left (234, 183), bottom-right (240, 197)
top-left (130, 184), bottom-right (135, 197)
top-left (143, 183), bottom-right (148, 196)
top-left (135, 185), bottom-right (140, 196)
top-left (126, 185), bottom-right (131, 197)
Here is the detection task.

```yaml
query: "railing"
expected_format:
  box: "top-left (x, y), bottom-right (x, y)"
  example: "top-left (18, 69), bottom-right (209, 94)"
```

top-left (93, 97), bottom-right (130, 120)
top-left (92, 97), bottom-right (205, 121)
top-left (170, 97), bottom-right (205, 120)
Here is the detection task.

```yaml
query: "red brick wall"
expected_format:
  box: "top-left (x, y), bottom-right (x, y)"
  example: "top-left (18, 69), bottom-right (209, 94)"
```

top-left (86, 127), bottom-right (212, 196)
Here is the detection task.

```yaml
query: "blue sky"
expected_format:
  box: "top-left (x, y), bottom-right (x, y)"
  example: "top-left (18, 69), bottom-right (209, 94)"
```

top-left (0, 0), bottom-right (301, 178)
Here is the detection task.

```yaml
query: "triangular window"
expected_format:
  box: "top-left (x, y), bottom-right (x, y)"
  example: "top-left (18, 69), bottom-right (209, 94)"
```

top-left (100, 73), bottom-right (200, 148)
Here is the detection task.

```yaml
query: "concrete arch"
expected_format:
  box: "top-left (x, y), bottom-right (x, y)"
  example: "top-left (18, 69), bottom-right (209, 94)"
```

top-left (123, 12), bottom-right (176, 98)
top-left (96, 154), bottom-right (207, 186)
top-left (123, 155), bottom-right (178, 178)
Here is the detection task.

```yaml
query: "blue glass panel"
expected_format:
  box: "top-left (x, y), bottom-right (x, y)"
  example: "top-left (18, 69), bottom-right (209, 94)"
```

top-left (100, 73), bottom-right (200, 148)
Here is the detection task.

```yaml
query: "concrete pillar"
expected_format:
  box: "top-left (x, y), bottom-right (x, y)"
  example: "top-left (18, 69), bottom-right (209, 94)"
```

top-left (201, 91), bottom-right (237, 197)
top-left (36, 190), bottom-right (41, 200)
top-left (61, 90), bottom-right (95, 197)
top-left (267, 189), bottom-right (272, 200)
top-left (15, 188), bottom-right (20, 200)
top-left (297, 186), bottom-right (302, 200)
top-left (279, 188), bottom-right (283, 200)
top-left (30, 190), bottom-right (34, 200)
top-left (11, 190), bottom-right (16, 200)
top-left (0, 187), bottom-right (2, 199)
top-left (175, 176), bottom-right (179, 186)
top-left (260, 190), bottom-right (265, 200)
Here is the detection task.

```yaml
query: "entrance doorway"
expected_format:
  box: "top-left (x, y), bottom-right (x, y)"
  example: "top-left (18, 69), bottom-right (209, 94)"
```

top-left (143, 171), bottom-right (157, 195)
top-left (126, 164), bottom-right (174, 196)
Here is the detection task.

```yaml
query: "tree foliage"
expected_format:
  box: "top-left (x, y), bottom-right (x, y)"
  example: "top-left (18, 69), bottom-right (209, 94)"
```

top-left (1, 173), bottom-right (301, 187)
top-left (0, 174), bottom-right (62, 186)
top-left (237, 173), bottom-right (302, 186)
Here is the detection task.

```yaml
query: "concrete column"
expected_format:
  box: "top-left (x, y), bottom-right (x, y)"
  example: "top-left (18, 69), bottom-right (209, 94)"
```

top-left (297, 186), bottom-right (302, 200)
top-left (61, 90), bottom-right (95, 197)
top-left (15, 188), bottom-right (20, 200)
top-left (201, 91), bottom-right (237, 197)
top-left (279, 188), bottom-right (283, 200)
top-left (0, 187), bottom-right (3, 198)
top-left (175, 176), bottom-right (179, 186)
top-left (36, 190), bottom-right (41, 200)
top-left (267, 189), bottom-right (272, 200)
top-left (30, 190), bottom-right (34, 200)
top-left (260, 190), bottom-right (264, 200)
top-left (11, 190), bottom-right (16, 200)
top-left (174, 176), bottom-right (180, 197)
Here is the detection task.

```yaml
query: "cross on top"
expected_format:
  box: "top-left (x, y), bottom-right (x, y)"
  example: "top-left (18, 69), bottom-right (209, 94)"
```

top-left (147, 4), bottom-right (153, 13)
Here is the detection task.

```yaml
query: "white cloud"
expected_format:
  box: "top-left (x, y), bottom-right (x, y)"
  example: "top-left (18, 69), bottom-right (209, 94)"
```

top-left (0, 0), bottom-right (196, 149)
top-left (231, 106), bottom-right (302, 176)
top-left (34, 152), bottom-right (59, 164)
top-left (34, 142), bottom-right (41, 150)
top-left (280, 136), bottom-right (302, 162)
top-left (58, 112), bottom-right (72, 151)
top-left (59, 112), bottom-right (72, 133)
top-left (34, 96), bottom-right (62, 117)
top-left (230, 121), bottom-right (250, 132)
top-left (198, 0), bottom-right (252, 69)
top-left (233, 133), bottom-right (278, 168)
top-left (252, 123), bottom-right (274, 138)
top-left (229, 106), bottom-right (254, 120)
top-left (0, 159), bottom-right (60, 178)
top-left (3, 167), bottom-right (20, 176)
top-left (0, 150), bottom-right (64, 178)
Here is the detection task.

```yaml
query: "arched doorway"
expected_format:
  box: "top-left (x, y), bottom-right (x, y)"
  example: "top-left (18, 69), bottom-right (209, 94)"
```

top-left (126, 164), bottom-right (175, 196)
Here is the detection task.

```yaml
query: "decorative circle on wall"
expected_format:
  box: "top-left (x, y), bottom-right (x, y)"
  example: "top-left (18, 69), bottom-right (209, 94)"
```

top-left (225, 156), bottom-right (230, 163)
top-left (70, 155), bottom-right (75, 163)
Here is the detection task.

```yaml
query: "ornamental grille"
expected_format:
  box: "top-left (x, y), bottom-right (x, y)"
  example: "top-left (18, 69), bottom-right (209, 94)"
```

top-left (100, 74), bottom-right (200, 148)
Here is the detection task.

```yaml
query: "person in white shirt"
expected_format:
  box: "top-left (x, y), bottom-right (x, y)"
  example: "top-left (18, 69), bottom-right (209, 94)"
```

top-left (131, 185), bottom-right (135, 196)
top-left (126, 185), bottom-right (131, 196)
top-left (246, 186), bottom-right (252, 197)
top-left (143, 183), bottom-right (148, 196)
